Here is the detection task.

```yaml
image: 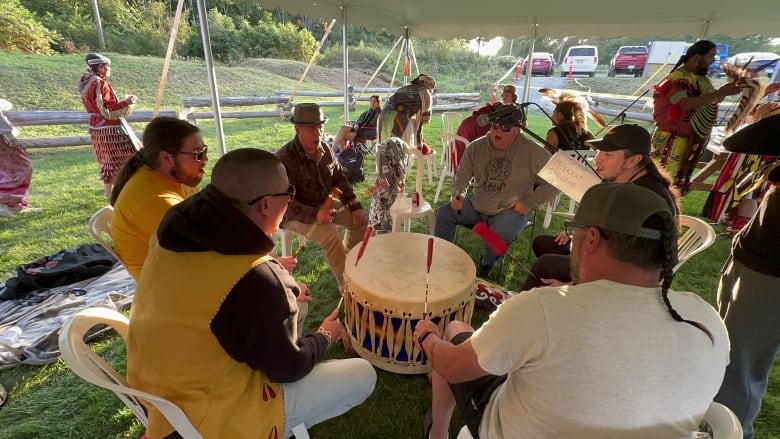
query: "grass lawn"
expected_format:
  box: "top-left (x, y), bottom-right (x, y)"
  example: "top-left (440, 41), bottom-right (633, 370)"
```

top-left (0, 51), bottom-right (777, 438)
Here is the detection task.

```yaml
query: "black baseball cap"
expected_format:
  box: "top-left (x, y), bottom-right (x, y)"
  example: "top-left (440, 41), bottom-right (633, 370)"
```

top-left (586, 124), bottom-right (651, 156)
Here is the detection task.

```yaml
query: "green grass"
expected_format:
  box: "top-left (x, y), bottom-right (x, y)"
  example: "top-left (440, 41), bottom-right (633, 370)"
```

top-left (0, 51), bottom-right (778, 438)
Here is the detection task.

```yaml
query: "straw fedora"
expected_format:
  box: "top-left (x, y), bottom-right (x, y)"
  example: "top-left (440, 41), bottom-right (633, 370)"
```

top-left (290, 103), bottom-right (329, 126)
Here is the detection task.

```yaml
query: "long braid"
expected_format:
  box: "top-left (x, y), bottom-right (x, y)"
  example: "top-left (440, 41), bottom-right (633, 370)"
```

top-left (658, 213), bottom-right (714, 343)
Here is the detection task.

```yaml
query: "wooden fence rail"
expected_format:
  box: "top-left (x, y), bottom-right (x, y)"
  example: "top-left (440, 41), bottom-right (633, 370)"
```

top-left (1, 87), bottom-right (482, 149)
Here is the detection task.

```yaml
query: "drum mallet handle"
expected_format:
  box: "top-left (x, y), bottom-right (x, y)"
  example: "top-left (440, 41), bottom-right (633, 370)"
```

top-left (295, 187), bottom-right (343, 258)
top-left (472, 222), bottom-right (539, 282)
top-left (336, 224), bottom-right (374, 312)
top-left (424, 237), bottom-right (434, 316)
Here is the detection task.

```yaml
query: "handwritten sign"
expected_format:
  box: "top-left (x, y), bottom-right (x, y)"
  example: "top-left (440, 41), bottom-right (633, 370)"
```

top-left (538, 151), bottom-right (601, 202)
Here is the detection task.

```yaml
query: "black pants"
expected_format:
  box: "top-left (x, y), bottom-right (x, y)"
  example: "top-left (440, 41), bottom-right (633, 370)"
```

top-left (448, 332), bottom-right (508, 439)
top-left (521, 254), bottom-right (572, 291)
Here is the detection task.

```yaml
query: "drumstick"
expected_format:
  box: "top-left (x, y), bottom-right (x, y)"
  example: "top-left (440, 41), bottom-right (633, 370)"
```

top-left (424, 237), bottom-right (434, 316)
top-left (295, 187), bottom-right (344, 257)
top-left (471, 222), bottom-right (539, 281)
top-left (336, 224), bottom-right (374, 312)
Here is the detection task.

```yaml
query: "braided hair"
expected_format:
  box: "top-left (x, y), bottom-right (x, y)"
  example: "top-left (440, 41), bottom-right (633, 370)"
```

top-left (109, 117), bottom-right (200, 205)
top-left (670, 40), bottom-right (716, 73)
top-left (656, 212), bottom-right (714, 343)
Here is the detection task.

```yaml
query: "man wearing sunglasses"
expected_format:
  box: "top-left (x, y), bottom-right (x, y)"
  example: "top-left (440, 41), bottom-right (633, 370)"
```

top-left (110, 116), bottom-right (207, 281)
top-left (276, 103), bottom-right (368, 290)
top-left (434, 103), bottom-right (558, 279)
top-left (128, 148), bottom-right (376, 439)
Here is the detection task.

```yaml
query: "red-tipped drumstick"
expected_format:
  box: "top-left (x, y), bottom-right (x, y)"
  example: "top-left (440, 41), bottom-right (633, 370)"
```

top-left (336, 225), bottom-right (374, 312)
top-left (471, 222), bottom-right (539, 281)
top-left (355, 225), bottom-right (374, 267)
top-left (424, 237), bottom-right (434, 316)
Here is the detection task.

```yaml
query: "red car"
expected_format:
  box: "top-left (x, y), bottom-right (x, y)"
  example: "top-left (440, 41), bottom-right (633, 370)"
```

top-left (608, 46), bottom-right (648, 77)
top-left (521, 52), bottom-right (555, 76)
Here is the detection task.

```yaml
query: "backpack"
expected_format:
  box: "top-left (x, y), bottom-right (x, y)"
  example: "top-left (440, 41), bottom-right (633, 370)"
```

top-left (338, 145), bottom-right (365, 184)
top-left (0, 244), bottom-right (118, 300)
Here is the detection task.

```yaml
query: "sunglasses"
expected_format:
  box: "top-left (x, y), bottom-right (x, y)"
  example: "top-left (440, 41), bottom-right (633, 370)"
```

top-left (174, 146), bottom-right (208, 162)
top-left (247, 184), bottom-right (296, 206)
top-left (490, 123), bottom-right (514, 132)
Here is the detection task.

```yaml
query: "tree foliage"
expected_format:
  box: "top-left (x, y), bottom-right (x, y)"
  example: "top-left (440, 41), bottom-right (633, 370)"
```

top-left (0, 0), bottom-right (58, 54)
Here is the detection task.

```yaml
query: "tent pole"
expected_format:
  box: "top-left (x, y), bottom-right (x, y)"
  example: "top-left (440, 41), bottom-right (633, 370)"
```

top-left (195, 0), bottom-right (227, 156)
top-left (357, 35), bottom-right (404, 98)
top-left (153, 0), bottom-right (186, 118)
top-left (342, 5), bottom-right (350, 123)
top-left (521, 21), bottom-right (539, 104)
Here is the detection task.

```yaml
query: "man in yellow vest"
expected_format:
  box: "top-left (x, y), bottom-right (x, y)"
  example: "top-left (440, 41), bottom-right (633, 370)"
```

top-left (128, 148), bottom-right (376, 439)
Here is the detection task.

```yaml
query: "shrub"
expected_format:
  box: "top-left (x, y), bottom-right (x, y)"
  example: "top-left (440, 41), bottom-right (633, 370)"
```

top-left (0, 0), bottom-right (58, 54)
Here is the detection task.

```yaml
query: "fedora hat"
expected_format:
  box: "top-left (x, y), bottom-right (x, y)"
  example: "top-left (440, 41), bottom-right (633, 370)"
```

top-left (290, 103), bottom-right (328, 126)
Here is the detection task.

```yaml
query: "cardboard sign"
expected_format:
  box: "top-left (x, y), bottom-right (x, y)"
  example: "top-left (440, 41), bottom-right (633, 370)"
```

top-left (538, 151), bottom-right (602, 202)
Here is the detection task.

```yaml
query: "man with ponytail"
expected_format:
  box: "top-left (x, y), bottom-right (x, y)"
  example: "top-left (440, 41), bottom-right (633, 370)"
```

top-left (109, 117), bottom-right (206, 280)
top-left (523, 124), bottom-right (680, 291)
top-left (414, 182), bottom-right (727, 439)
top-left (651, 40), bottom-right (742, 193)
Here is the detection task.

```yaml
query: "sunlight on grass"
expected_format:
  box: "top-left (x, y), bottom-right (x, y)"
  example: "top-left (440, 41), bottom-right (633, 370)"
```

top-left (0, 51), bottom-right (777, 438)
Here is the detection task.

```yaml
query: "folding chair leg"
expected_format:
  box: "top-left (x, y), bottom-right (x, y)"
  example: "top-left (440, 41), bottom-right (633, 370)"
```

top-left (292, 422), bottom-right (310, 439)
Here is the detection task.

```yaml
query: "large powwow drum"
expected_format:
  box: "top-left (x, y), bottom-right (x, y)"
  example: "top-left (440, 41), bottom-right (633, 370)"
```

top-left (343, 233), bottom-right (475, 374)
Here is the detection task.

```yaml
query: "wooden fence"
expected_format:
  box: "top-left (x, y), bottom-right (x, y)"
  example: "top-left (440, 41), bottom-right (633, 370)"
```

top-left (1, 86), bottom-right (482, 149)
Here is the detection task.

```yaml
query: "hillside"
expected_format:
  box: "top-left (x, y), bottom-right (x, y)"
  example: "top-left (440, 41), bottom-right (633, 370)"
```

top-left (0, 51), bottom-right (392, 111)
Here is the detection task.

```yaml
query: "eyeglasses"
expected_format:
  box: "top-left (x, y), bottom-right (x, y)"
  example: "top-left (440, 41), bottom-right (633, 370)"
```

top-left (174, 146), bottom-right (208, 162)
top-left (247, 184), bottom-right (296, 206)
top-left (563, 221), bottom-right (590, 238)
top-left (490, 123), bottom-right (513, 132)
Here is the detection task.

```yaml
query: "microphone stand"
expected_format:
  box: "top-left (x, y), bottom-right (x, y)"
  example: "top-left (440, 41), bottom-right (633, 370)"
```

top-left (520, 101), bottom-right (602, 180)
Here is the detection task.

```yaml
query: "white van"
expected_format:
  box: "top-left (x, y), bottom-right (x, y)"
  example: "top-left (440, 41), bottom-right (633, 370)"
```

top-left (561, 45), bottom-right (599, 77)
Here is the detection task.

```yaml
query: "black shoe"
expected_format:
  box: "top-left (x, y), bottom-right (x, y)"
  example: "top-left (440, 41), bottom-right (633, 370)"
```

top-left (477, 263), bottom-right (493, 280)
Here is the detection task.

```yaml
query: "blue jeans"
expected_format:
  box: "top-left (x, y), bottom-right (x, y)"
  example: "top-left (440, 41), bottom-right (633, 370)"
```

top-left (434, 195), bottom-right (529, 267)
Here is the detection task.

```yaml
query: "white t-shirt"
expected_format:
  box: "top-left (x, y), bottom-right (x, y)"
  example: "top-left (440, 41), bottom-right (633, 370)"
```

top-left (470, 279), bottom-right (729, 439)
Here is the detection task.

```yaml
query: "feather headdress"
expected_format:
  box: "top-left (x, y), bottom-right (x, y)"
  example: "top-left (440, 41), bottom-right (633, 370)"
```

top-left (538, 88), bottom-right (608, 131)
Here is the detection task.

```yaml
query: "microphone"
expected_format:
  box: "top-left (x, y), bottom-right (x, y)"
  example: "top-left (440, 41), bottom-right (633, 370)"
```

top-left (476, 103), bottom-right (531, 127)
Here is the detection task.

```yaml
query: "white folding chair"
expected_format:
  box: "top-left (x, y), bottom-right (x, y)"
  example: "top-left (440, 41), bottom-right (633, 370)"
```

top-left (390, 147), bottom-right (435, 233)
top-left (89, 206), bottom-right (121, 260)
top-left (434, 132), bottom-right (469, 203)
top-left (58, 308), bottom-right (312, 439)
top-left (58, 307), bottom-right (204, 439)
top-left (455, 402), bottom-right (742, 439)
top-left (441, 111), bottom-right (463, 135)
top-left (700, 402), bottom-right (743, 439)
top-left (273, 228), bottom-right (305, 257)
top-left (674, 215), bottom-right (717, 273)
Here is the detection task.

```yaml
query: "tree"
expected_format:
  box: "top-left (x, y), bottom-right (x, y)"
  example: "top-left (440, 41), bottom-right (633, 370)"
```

top-left (0, 0), bottom-right (58, 54)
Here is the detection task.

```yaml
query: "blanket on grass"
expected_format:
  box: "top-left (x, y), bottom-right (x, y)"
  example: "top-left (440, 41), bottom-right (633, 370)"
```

top-left (0, 264), bottom-right (135, 369)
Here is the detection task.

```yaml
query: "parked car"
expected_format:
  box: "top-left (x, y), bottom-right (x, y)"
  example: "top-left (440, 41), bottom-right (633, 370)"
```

top-left (707, 43), bottom-right (729, 78)
top-left (721, 52), bottom-right (779, 78)
top-left (561, 45), bottom-right (598, 77)
top-left (521, 52), bottom-right (555, 76)
top-left (608, 46), bottom-right (648, 77)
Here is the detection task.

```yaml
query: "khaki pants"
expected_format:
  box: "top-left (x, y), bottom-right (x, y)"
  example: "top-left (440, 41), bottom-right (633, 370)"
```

top-left (282, 203), bottom-right (366, 289)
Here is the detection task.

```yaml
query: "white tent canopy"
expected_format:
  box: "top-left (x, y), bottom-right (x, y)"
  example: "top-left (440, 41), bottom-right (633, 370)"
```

top-left (202, 0), bottom-right (779, 152)
top-left (257, 0), bottom-right (780, 39)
